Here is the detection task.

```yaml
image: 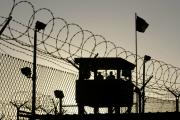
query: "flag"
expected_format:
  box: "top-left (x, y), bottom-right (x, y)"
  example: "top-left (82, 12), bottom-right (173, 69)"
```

top-left (136, 16), bottom-right (149, 33)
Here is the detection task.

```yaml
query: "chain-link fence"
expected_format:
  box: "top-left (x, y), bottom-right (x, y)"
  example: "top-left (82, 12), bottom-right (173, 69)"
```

top-left (0, 53), bottom-right (178, 119)
top-left (0, 53), bottom-right (78, 119)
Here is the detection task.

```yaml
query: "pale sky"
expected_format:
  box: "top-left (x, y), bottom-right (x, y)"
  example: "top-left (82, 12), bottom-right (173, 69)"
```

top-left (1, 0), bottom-right (180, 68)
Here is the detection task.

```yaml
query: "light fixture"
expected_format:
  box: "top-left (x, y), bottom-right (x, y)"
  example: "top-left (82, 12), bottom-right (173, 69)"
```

top-left (35, 21), bottom-right (46, 31)
top-left (144, 55), bottom-right (151, 62)
top-left (21, 67), bottom-right (31, 78)
top-left (54, 90), bottom-right (64, 99)
top-left (54, 90), bottom-right (64, 115)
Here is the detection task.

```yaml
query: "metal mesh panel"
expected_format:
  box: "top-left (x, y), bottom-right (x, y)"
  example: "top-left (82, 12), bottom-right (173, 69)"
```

top-left (145, 97), bottom-right (176, 112)
top-left (0, 53), bottom-right (78, 119)
top-left (1, 53), bottom-right (179, 119)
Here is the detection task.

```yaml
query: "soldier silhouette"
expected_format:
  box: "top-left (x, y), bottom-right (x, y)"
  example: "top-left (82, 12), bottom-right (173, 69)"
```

top-left (106, 71), bottom-right (116, 114)
top-left (106, 71), bottom-right (115, 80)
top-left (97, 72), bottom-right (103, 80)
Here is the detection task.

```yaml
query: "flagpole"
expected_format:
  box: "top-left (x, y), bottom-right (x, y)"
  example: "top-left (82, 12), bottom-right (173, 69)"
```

top-left (135, 12), bottom-right (138, 113)
top-left (135, 13), bottom-right (149, 113)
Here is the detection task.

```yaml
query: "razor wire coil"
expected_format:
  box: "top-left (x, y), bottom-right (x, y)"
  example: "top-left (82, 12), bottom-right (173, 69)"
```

top-left (0, 0), bottom-right (180, 118)
top-left (0, 0), bottom-right (180, 93)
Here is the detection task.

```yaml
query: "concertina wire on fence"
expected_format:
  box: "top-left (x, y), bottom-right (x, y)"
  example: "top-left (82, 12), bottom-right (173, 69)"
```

top-left (0, 0), bottom-right (180, 117)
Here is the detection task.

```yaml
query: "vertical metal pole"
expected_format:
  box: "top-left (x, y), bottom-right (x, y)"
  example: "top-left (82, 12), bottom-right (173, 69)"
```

top-left (32, 29), bottom-right (37, 119)
top-left (135, 13), bottom-right (139, 113)
top-left (17, 108), bottom-right (19, 120)
top-left (60, 98), bottom-right (62, 115)
top-left (176, 96), bottom-right (179, 112)
top-left (142, 60), bottom-right (145, 113)
top-left (139, 92), bottom-right (141, 113)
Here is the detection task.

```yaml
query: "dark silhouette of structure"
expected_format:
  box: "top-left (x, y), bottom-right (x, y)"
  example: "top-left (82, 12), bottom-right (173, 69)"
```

top-left (75, 57), bottom-right (135, 115)
top-left (18, 57), bottom-right (180, 120)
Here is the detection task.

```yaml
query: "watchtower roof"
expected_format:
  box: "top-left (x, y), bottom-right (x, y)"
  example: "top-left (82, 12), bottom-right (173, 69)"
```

top-left (75, 57), bottom-right (135, 70)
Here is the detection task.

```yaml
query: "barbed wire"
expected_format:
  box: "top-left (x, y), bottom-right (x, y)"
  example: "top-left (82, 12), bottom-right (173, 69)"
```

top-left (0, 0), bottom-right (179, 94)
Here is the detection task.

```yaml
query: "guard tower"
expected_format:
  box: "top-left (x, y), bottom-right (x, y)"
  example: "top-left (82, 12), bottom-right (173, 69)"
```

top-left (75, 57), bottom-right (135, 115)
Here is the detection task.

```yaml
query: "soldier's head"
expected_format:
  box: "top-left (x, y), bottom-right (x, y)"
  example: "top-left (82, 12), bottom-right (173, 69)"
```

top-left (110, 71), bottom-right (113, 75)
